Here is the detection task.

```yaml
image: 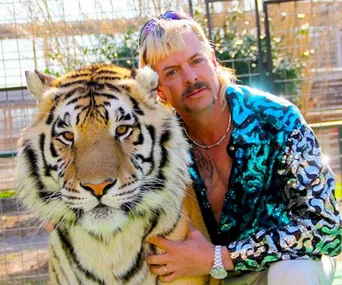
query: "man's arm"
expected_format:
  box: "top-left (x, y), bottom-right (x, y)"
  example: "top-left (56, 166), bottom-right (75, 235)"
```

top-left (227, 125), bottom-right (342, 272)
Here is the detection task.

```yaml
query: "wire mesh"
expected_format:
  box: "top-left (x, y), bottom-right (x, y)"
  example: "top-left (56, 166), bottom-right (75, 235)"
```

top-left (0, 1), bottom-right (200, 283)
top-left (0, 0), bottom-right (341, 283)
top-left (264, 1), bottom-right (342, 121)
top-left (261, 0), bottom-right (342, 201)
top-left (205, 0), bottom-right (342, 197)
top-left (1, 198), bottom-right (49, 284)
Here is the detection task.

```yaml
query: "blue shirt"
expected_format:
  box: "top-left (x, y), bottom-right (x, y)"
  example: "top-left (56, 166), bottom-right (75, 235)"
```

top-left (189, 85), bottom-right (342, 272)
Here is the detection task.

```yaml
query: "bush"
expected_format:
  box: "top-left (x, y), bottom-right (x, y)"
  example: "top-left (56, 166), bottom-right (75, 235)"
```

top-left (87, 28), bottom-right (139, 69)
top-left (192, 9), bottom-right (309, 104)
top-left (47, 9), bottom-right (310, 105)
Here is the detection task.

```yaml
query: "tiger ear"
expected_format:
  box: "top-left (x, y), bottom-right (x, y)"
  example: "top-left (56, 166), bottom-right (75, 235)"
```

top-left (134, 66), bottom-right (159, 100)
top-left (25, 70), bottom-right (55, 100)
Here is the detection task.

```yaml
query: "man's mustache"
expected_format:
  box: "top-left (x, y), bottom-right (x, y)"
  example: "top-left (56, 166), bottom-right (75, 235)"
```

top-left (182, 81), bottom-right (209, 98)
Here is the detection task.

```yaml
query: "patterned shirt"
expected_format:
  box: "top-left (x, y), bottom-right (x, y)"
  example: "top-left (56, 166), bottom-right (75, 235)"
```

top-left (189, 85), bottom-right (342, 272)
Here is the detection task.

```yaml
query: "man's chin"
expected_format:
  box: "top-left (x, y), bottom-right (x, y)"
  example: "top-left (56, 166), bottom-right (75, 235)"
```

top-left (184, 97), bottom-right (216, 113)
top-left (80, 207), bottom-right (128, 234)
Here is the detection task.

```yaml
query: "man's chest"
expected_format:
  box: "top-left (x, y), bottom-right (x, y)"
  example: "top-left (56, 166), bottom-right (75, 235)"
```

top-left (192, 145), bottom-right (231, 189)
top-left (192, 144), bottom-right (232, 221)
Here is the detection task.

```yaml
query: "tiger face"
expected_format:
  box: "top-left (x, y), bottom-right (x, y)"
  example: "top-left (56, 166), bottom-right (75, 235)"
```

top-left (17, 64), bottom-right (191, 235)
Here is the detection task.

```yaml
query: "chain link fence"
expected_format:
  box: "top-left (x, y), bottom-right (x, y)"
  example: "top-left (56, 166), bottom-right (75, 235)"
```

top-left (0, 0), bottom-right (341, 283)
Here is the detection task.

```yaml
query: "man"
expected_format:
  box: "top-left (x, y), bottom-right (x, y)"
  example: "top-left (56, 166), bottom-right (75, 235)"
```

top-left (139, 10), bottom-right (342, 284)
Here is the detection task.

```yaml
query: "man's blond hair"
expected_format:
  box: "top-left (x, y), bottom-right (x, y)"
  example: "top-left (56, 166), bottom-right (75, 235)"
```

top-left (138, 16), bottom-right (235, 109)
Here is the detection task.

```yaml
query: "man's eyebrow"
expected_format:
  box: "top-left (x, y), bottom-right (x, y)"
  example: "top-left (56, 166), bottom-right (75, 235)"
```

top-left (162, 53), bottom-right (202, 72)
top-left (162, 65), bottom-right (178, 72)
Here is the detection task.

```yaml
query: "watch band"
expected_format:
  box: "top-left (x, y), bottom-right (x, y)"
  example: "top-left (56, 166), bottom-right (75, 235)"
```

top-left (214, 245), bottom-right (224, 267)
top-left (209, 245), bottom-right (228, 279)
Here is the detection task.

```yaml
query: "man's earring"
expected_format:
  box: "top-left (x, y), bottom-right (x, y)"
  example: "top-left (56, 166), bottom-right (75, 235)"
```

top-left (159, 97), bottom-right (167, 104)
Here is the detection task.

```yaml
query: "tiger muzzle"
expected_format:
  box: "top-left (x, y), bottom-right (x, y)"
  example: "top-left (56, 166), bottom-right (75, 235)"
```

top-left (80, 179), bottom-right (117, 198)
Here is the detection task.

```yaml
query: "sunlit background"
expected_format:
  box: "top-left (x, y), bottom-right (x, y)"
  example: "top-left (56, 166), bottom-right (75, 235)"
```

top-left (0, 0), bottom-right (341, 283)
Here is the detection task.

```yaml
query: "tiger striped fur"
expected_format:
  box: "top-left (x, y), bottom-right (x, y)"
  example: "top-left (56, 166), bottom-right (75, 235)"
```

top-left (17, 64), bottom-right (219, 285)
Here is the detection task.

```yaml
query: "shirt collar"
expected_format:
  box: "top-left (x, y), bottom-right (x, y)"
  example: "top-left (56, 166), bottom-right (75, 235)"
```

top-left (226, 85), bottom-right (262, 144)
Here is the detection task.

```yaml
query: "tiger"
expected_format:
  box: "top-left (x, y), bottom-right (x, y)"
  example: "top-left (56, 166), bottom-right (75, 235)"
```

top-left (16, 64), bottom-right (220, 285)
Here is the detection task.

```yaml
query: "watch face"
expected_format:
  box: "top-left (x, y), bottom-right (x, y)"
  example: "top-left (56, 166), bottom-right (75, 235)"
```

top-left (210, 266), bottom-right (228, 279)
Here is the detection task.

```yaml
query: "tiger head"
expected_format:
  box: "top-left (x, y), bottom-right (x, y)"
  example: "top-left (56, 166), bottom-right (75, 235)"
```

top-left (17, 64), bottom-right (191, 235)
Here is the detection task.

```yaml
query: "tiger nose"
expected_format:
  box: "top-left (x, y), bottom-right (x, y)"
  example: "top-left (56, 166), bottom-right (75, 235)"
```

top-left (80, 179), bottom-right (117, 198)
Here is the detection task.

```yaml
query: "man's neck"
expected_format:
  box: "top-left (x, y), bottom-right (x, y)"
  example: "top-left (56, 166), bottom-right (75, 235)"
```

top-left (181, 103), bottom-right (231, 146)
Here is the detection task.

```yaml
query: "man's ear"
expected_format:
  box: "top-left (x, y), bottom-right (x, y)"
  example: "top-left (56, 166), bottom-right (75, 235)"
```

top-left (211, 50), bottom-right (218, 68)
top-left (156, 86), bottom-right (172, 109)
top-left (25, 70), bottom-right (55, 101)
top-left (157, 86), bottom-right (166, 101)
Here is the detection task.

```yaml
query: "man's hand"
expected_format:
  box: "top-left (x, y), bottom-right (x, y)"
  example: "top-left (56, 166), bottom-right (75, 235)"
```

top-left (146, 223), bottom-right (215, 282)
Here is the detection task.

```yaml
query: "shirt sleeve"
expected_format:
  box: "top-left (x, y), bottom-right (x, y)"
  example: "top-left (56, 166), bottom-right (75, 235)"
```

top-left (227, 125), bottom-right (342, 272)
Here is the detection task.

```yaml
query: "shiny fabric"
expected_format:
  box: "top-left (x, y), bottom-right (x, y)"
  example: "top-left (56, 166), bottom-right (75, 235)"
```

top-left (189, 85), bottom-right (342, 272)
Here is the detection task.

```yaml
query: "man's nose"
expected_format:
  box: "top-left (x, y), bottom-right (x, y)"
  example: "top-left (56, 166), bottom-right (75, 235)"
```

top-left (182, 65), bottom-right (198, 85)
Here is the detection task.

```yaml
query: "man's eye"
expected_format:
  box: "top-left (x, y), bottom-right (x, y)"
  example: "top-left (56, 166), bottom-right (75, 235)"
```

top-left (192, 56), bottom-right (204, 65)
top-left (165, 69), bottom-right (177, 77)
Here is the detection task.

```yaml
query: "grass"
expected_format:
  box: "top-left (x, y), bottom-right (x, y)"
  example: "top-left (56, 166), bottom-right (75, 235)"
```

top-left (0, 189), bottom-right (16, 199)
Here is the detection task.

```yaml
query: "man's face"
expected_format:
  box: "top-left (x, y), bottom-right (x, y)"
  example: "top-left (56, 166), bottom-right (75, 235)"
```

top-left (154, 31), bottom-right (220, 116)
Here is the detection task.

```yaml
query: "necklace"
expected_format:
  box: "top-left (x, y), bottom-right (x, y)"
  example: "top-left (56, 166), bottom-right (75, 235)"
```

top-left (183, 115), bottom-right (232, 149)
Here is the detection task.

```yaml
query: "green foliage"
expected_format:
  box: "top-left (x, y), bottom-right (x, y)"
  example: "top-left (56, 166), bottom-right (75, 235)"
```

top-left (45, 28), bottom-right (139, 77)
top-left (43, 68), bottom-right (60, 79)
top-left (45, 9), bottom-right (310, 105)
top-left (0, 190), bottom-right (16, 199)
top-left (88, 28), bottom-right (139, 68)
top-left (192, 9), bottom-right (310, 104)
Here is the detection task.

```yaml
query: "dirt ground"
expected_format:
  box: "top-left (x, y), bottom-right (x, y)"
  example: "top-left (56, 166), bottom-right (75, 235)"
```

top-left (0, 198), bottom-right (49, 284)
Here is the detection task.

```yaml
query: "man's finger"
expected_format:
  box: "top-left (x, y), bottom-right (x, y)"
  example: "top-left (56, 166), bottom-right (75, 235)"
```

top-left (187, 220), bottom-right (202, 239)
top-left (147, 236), bottom-right (175, 250)
top-left (146, 253), bottom-right (168, 265)
top-left (149, 264), bottom-right (169, 276)
top-left (159, 272), bottom-right (178, 282)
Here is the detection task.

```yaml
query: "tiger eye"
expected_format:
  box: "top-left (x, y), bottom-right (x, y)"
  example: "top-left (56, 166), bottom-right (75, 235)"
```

top-left (116, 125), bottom-right (128, 135)
top-left (62, 132), bottom-right (74, 141)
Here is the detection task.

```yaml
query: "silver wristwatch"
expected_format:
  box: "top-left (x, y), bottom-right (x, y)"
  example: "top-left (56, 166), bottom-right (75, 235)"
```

top-left (209, 245), bottom-right (228, 279)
